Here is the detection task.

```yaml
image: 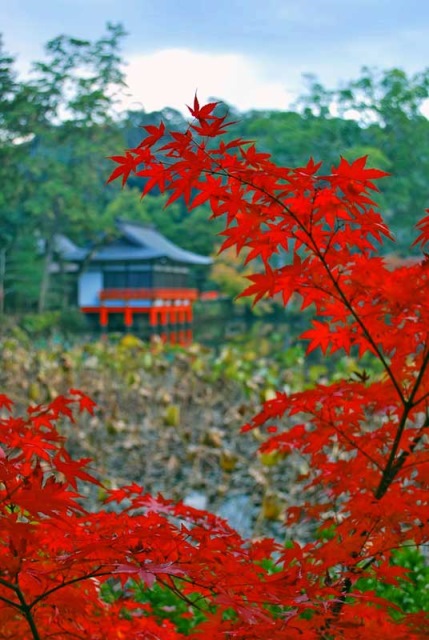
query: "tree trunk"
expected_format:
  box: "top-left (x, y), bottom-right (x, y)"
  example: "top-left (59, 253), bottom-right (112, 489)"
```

top-left (38, 236), bottom-right (53, 313)
top-left (0, 248), bottom-right (5, 315)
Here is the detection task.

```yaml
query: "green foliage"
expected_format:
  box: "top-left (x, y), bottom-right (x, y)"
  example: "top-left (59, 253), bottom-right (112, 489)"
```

top-left (208, 247), bottom-right (265, 309)
top-left (19, 311), bottom-right (63, 335)
top-left (104, 188), bottom-right (220, 256)
top-left (0, 24), bottom-right (127, 313)
top-left (2, 235), bottom-right (43, 310)
top-left (131, 581), bottom-right (209, 633)
top-left (99, 579), bottom-right (208, 634)
top-left (3, 53), bottom-right (429, 313)
top-left (358, 547), bottom-right (429, 617)
top-left (9, 309), bottom-right (88, 338)
top-left (237, 108), bottom-right (363, 169)
top-left (295, 67), bottom-right (429, 247)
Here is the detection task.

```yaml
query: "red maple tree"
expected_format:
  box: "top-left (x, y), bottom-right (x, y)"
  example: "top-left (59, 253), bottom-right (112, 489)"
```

top-left (2, 95), bottom-right (429, 637)
top-left (0, 392), bottom-right (281, 638)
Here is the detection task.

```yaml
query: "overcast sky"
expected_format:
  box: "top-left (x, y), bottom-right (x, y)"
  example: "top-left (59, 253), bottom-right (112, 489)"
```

top-left (1, 0), bottom-right (429, 114)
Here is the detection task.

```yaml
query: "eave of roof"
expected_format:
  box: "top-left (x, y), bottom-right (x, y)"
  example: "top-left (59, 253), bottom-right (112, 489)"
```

top-left (60, 220), bottom-right (213, 265)
top-left (74, 247), bottom-right (162, 262)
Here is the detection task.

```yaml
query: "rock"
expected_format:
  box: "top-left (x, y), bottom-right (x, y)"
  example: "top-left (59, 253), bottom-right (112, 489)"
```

top-left (183, 491), bottom-right (208, 511)
top-left (217, 494), bottom-right (254, 538)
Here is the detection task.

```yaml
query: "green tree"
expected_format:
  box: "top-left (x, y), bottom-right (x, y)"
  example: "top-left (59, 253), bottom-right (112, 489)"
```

top-left (237, 108), bottom-right (363, 168)
top-left (4, 24), bottom-right (128, 312)
top-left (0, 37), bottom-right (35, 313)
top-left (297, 67), bottom-right (429, 248)
top-left (104, 187), bottom-right (220, 257)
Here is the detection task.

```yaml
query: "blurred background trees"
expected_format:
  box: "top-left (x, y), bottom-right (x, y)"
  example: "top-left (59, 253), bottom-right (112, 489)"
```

top-left (2, 24), bottom-right (429, 320)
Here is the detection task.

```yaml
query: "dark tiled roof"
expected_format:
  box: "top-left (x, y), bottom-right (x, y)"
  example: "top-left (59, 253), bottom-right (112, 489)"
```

top-left (119, 220), bottom-right (212, 265)
top-left (60, 220), bottom-right (212, 265)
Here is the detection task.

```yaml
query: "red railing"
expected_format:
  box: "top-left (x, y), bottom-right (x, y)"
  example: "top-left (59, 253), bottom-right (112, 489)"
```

top-left (99, 288), bottom-right (199, 301)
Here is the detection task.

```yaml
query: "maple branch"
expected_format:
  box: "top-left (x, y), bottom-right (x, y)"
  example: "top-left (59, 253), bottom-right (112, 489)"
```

top-left (375, 410), bottom-right (429, 499)
top-left (0, 577), bottom-right (42, 640)
top-left (375, 349), bottom-right (429, 490)
top-left (172, 573), bottom-right (219, 596)
top-left (0, 478), bottom-right (26, 508)
top-left (375, 349), bottom-right (429, 499)
top-left (192, 146), bottom-right (405, 403)
top-left (318, 576), bottom-right (353, 638)
top-left (310, 245), bottom-right (403, 403)
top-left (330, 576), bottom-right (352, 616)
top-left (157, 576), bottom-right (207, 612)
top-left (375, 409), bottom-right (413, 500)
top-left (0, 581), bottom-right (21, 610)
top-left (331, 422), bottom-right (383, 471)
top-left (311, 248), bottom-right (404, 404)
top-left (413, 389), bottom-right (429, 406)
top-left (402, 456), bottom-right (429, 470)
top-left (322, 552), bottom-right (380, 631)
top-left (409, 346), bottom-right (429, 408)
top-left (28, 568), bottom-right (111, 609)
top-left (392, 420), bottom-right (429, 472)
top-left (15, 585), bottom-right (42, 640)
top-left (411, 345), bottom-right (429, 404)
top-left (0, 594), bottom-right (20, 609)
top-left (321, 534), bottom-right (382, 629)
top-left (358, 555), bottom-right (378, 572)
top-left (197, 147), bottom-right (411, 484)
top-left (0, 576), bottom-right (20, 593)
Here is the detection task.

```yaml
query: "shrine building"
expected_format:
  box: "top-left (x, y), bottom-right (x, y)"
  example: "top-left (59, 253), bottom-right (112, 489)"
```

top-left (61, 219), bottom-right (212, 344)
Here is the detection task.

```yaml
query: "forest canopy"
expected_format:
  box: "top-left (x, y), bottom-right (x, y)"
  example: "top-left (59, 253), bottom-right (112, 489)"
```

top-left (1, 24), bottom-right (429, 313)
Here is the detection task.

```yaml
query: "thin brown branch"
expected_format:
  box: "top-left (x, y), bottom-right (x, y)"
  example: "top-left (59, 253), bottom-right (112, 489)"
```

top-left (29, 568), bottom-right (111, 609)
top-left (157, 577), bottom-right (206, 613)
top-left (0, 592), bottom-right (20, 609)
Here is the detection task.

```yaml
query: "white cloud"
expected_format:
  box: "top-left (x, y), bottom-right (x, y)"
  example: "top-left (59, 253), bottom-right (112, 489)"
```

top-left (122, 48), bottom-right (293, 114)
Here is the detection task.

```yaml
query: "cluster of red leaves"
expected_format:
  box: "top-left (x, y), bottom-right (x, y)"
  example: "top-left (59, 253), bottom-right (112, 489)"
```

top-left (106, 95), bottom-right (429, 637)
top-left (0, 392), bottom-right (302, 639)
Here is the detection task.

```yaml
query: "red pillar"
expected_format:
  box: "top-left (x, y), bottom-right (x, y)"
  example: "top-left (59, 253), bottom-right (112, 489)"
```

top-left (124, 307), bottom-right (133, 329)
top-left (177, 306), bottom-right (186, 324)
top-left (169, 308), bottom-right (176, 344)
top-left (186, 305), bottom-right (193, 344)
top-left (99, 308), bottom-right (108, 328)
top-left (177, 305), bottom-right (186, 345)
top-left (185, 306), bottom-right (193, 323)
top-left (149, 308), bottom-right (158, 327)
top-left (168, 308), bottom-right (176, 324)
top-left (159, 307), bottom-right (168, 343)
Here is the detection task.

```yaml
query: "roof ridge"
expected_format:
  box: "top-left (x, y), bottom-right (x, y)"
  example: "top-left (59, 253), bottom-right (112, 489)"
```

top-left (116, 218), bottom-right (157, 231)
